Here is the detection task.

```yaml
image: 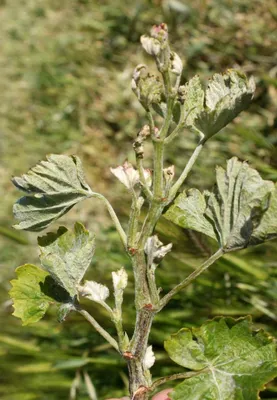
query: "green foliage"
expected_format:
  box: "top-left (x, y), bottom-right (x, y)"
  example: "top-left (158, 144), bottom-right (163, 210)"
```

top-left (165, 157), bottom-right (277, 251)
top-left (9, 222), bottom-right (95, 324)
top-left (9, 264), bottom-right (70, 325)
top-left (12, 155), bottom-right (93, 231)
top-left (165, 317), bottom-right (277, 400)
top-left (39, 222), bottom-right (95, 297)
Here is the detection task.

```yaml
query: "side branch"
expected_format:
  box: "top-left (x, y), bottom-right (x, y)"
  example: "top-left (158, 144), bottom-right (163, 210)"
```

top-left (92, 194), bottom-right (127, 248)
top-left (168, 139), bottom-right (205, 202)
top-left (78, 307), bottom-right (120, 353)
top-left (158, 249), bottom-right (224, 311)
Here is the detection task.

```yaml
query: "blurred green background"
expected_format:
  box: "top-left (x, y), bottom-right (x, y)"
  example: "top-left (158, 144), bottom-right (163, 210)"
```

top-left (0, 0), bottom-right (277, 399)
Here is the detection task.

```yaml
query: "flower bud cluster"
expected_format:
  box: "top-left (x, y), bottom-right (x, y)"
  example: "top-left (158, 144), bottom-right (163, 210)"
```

top-left (140, 23), bottom-right (171, 73)
top-left (133, 125), bottom-right (151, 159)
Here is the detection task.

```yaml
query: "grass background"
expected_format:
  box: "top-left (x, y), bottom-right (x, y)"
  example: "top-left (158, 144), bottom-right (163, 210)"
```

top-left (0, 0), bottom-right (277, 399)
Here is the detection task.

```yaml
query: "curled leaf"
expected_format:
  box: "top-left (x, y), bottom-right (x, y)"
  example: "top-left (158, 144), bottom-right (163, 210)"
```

top-left (165, 317), bottom-right (277, 400)
top-left (183, 70), bottom-right (255, 138)
top-left (12, 154), bottom-right (93, 231)
top-left (170, 52), bottom-right (183, 75)
top-left (165, 157), bottom-right (277, 251)
top-left (39, 222), bottom-right (95, 297)
top-left (144, 235), bottom-right (172, 267)
top-left (140, 35), bottom-right (161, 56)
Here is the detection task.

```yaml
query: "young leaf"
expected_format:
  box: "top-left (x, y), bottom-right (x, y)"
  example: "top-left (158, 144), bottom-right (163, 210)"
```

top-left (9, 264), bottom-right (70, 325)
top-left (78, 280), bottom-right (110, 303)
top-left (12, 154), bottom-right (93, 231)
top-left (165, 157), bottom-right (277, 252)
top-left (183, 70), bottom-right (255, 138)
top-left (165, 317), bottom-right (277, 400)
top-left (38, 222), bottom-right (95, 297)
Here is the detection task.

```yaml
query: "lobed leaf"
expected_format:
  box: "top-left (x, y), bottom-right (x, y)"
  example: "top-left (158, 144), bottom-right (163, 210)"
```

top-left (9, 264), bottom-right (70, 325)
top-left (165, 157), bottom-right (277, 251)
top-left (183, 70), bottom-right (255, 138)
top-left (12, 154), bottom-right (93, 231)
top-left (38, 222), bottom-right (95, 297)
top-left (165, 317), bottom-right (277, 400)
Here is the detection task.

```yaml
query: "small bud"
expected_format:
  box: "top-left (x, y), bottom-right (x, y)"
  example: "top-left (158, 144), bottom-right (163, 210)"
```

top-left (143, 345), bottom-right (155, 369)
top-left (143, 169), bottom-right (152, 188)
top-left (170, 52), bottom-right (183, 76)
top-left (110, 162), bottom-right (139, 189)
top-left (178, 85), bottom-right (186, 104)
top-left (150, 23), bottom-right (168, 42)
top-left (163, 165), bottom-right (175, 184)
top-left (133, 125), bottom-right (150, 159)
top-left (112, 267), bottom-right (128, 292)
top-left (123, 351), bottom-right (135, 360)
top-left (140, 35), bottom-right (161, 56)
top-left (78, 281), bottom-right (109, 303)
top-left (138, 125), bottom-right (151, 139)
top-left (121, 332), bottom-right (130, 351)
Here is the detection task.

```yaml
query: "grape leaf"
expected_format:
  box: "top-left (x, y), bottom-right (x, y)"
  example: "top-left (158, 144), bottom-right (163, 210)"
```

top-left (165, 317), bottom-right (277, 400)
top-left (165, 157), bottom-right (277, 251)
top-left (183, 70), bottom-right (255, 138)
top-left (12, 154), bottom-right (93, 231)
top-left (9, 264), bottom-right (71, 325)
top-left (38, 222), bottom-right (95, 297)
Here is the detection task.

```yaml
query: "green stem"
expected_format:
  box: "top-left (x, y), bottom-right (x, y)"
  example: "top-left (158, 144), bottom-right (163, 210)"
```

top-left (127, 195), bottom-right (140, 249)
top-left (92, 194), bottom-right (127, 248)
top-left (147, 265), bottom-right (160, 305)
top-left (158, 249), bottom-right (224, 311)
top-left (153, 141), bottom-right (164, 199)
top-left (131, 250), bottom-right (152, 308)
top-left (138, 201), bottom-right (163, 249)
top-left (147, 110), bottom-right (155, 137)
top-left (168, 139), bottom-right (205, 202)
top-left (77, 308), bottom-right (119, 353)
top-left (113, 314), bottom-right (126, 350)
top-left (162, 70), bottom-right (172, 99)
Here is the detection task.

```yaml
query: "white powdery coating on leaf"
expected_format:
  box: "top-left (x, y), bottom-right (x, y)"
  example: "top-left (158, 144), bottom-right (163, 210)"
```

top-left (140, 35), bottom-right (161, 56)
top-left (143, 345), bottom-right (155, 369)
top-left (78, 281), bottom-right (109, 303)
top-left (170, 52), bottom-right (183, 75)
top-left (110, 162), bottom-right (139, 189)
top-left (112, 268), bottom-right (128, 291)
top-left (144, 235), bottom-right (172, 266)
top-left (143, 169), bottom-right (152, 188)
